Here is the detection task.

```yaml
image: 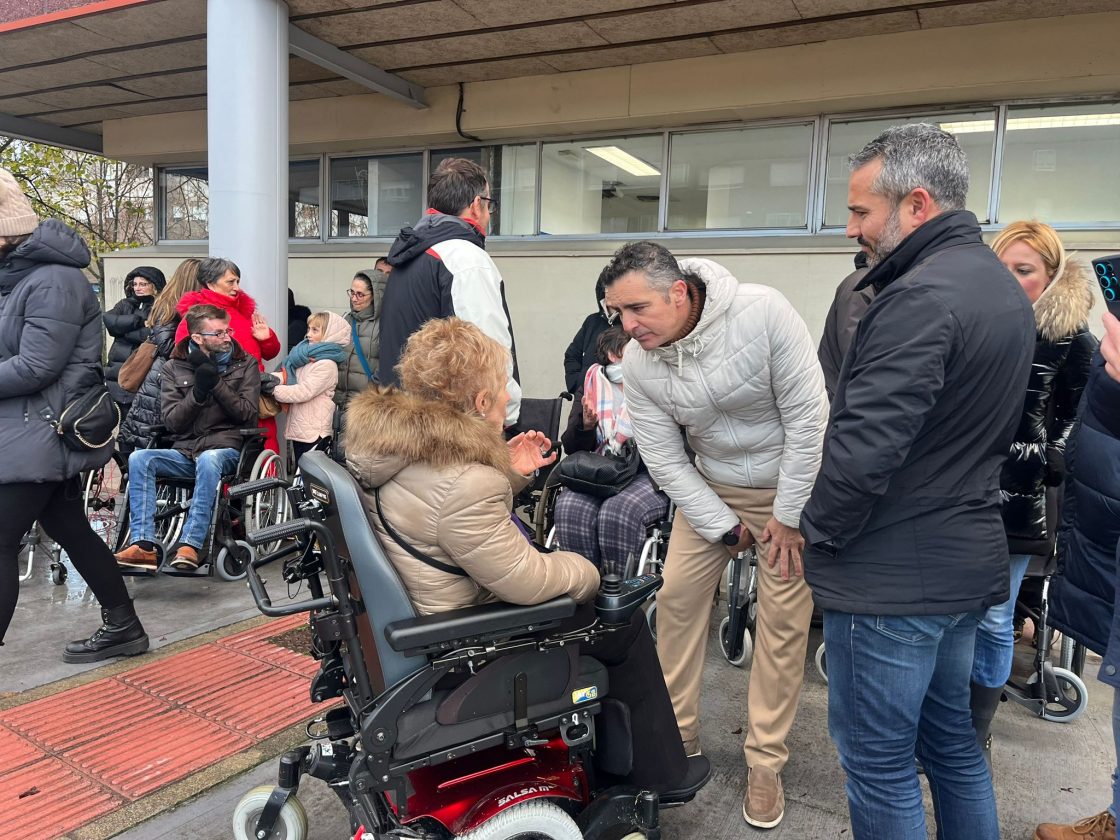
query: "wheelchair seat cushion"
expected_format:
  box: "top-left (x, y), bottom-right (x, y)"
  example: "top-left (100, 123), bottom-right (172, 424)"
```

top-left (393, 654), bottom-right (608, 762)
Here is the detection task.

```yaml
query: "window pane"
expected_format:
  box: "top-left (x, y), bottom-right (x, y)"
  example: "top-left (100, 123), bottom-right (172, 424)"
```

top-left (430, 144), bottom-right (538, 235)
top-left (823, 111), bottom-right (995, 226)
top-left (668, 124), bottom-right (812, 230)
top-left (289, 159), bottom-right (321, 239)
top-left (159, 166), bottom-right (209, 241)
top-left (998, 102), bottom-right (1120, 224)
top-left (540, 135), bottom-right (662, 235)
top-left (330, 153), bottom-right (422, 238)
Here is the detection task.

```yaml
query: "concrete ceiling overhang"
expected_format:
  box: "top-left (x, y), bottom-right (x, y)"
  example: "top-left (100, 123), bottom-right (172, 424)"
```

top-left (3, 0), bottom-right (1120, 152)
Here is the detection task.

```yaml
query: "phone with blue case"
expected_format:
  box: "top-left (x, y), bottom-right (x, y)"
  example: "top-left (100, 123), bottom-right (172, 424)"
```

top-left (1091, 255), bottom-right (1120, 319)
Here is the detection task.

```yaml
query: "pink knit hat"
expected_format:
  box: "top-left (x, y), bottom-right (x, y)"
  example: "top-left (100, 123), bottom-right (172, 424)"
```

top-left (0, 168), bottom-right (39, 237)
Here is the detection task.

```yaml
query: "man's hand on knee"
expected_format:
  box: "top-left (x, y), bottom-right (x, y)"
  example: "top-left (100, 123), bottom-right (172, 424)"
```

top-left (761, 517), bottom-right (804, 581)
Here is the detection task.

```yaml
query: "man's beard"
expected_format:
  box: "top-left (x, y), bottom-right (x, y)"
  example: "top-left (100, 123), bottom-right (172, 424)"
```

top-left (862, 206), bottom-right (904, 269)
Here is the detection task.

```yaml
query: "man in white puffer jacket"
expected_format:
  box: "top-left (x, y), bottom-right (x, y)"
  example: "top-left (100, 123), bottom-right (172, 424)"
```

top-left (603, 241), bottom-right (827, 830)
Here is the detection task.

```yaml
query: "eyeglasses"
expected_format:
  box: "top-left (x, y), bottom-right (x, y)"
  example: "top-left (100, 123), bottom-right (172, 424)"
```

top-left (478, 195), bottom-right (499, 211)
top-left (196, 328), bottom-right (235, 338)
top-left (347, 290), bottom-right (371, 299)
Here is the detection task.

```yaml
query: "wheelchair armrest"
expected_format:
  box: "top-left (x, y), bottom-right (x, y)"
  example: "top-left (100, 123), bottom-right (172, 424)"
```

top-left (384, 596), bottom-right (577, 656)
top-left (238, 428), bottom-right (267, 437)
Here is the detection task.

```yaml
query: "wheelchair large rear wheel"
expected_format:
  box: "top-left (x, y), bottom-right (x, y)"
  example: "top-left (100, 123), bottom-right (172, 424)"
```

top-left (455, 800), bottom-right (582, 840)
top-left (247, 450), bottom-right (289, 550)
top-left (232, 785), bottom-right (307, 840)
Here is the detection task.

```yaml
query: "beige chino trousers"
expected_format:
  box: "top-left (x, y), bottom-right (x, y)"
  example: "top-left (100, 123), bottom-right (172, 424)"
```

top-left (656, 480), bottom-right (814, 773)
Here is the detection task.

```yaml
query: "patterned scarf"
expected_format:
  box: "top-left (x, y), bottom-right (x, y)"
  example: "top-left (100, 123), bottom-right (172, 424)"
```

top-left (584, 363), bottom-right (632, 454)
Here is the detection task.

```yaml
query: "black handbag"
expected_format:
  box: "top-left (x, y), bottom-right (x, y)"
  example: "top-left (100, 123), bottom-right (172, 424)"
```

top-left (39, 385), bottom-right (120, 451)
top-left (556, 440), bottom-right (641, 499)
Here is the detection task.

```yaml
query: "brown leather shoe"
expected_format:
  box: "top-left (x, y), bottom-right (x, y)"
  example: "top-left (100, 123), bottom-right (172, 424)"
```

top-left (743, 766), bottom-right (785, 829)
top-left (169, 545), bottom-right (200, 571)
top-left (1035, 812), bottom-right (1116, 840)
top-left (114, 543), bottom-right (158, 571)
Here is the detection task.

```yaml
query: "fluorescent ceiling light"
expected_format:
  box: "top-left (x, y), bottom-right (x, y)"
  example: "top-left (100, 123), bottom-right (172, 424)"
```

top-left (586, 146), bottom-right (661, 177)
top-left (940, 114), bottom-right (1120, 134)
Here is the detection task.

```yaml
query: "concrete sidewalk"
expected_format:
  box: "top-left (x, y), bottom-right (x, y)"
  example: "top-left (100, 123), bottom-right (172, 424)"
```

top-left (113, 614), bottom-right (1113, 840)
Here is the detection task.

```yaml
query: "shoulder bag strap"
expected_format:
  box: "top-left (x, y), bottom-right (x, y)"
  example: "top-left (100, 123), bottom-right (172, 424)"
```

top-left (372, 485), bottom-right (469, 577)
top-left (350, 318), bottom-right (376, 383)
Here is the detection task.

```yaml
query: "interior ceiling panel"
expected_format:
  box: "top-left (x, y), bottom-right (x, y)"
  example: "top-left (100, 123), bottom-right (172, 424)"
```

top-left (2, 0), bottom-right (1120, 131)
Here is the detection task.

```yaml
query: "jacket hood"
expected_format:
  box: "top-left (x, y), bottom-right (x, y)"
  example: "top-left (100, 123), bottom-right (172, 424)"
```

top-left (1033, 257), bottom-right (1095, 342)
top-left (176, 285), bottom-right (258, 318)
top-left (123, 266), bottom-right (167, 298)
top-left (344, 387), bottom-right (510, 489)
top-left (320, 311), bottom-right (351, 346)
top-left (170, 336), bottom-right (250, 361)
top-left (646, 257), bottom-right (738, 365)
top-left (387, 212), bottom-right (484, 269)
top-left (4, 218), bottom-right (90, 272)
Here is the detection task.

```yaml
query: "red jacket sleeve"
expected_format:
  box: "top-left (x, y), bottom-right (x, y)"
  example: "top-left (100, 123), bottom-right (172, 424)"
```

top-left (259, 329), bottom-right (281, 362)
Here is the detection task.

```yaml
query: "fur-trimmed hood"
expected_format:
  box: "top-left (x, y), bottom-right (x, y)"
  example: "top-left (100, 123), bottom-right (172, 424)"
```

top-left (344, 386), bottom-right (511, 489)
top-left (1034, 258), bottom-right (1095, 342)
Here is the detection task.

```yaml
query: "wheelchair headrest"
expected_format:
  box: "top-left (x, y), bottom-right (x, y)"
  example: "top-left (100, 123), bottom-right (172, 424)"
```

top-left (298, 451), bottom-right (425, 692)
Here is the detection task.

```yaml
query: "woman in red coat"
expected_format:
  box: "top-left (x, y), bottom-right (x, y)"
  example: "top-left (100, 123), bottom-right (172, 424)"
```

top-left (174, 257), bottom-right (282, 451)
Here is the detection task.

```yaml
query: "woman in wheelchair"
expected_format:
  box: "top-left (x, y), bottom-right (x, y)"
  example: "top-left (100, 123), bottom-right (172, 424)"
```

top-left (554, 326), bottom-right (669, 577)
top-left (343, 317), bottom-right (708, 800)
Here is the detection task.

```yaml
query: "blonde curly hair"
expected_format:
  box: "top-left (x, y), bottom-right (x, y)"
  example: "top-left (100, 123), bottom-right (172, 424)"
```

top-left (397, 318), bottom-right (508, 414)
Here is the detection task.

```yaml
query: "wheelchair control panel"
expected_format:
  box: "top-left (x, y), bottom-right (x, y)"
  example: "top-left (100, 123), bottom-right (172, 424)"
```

top-left (594, 573), bottom-right (663, 626)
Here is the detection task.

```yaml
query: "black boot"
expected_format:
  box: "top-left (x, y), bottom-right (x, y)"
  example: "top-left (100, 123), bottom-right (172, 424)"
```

top-left (63, 600), bottom-right (149, 663)
top-left (970, 682), bottom-right (1003, 777)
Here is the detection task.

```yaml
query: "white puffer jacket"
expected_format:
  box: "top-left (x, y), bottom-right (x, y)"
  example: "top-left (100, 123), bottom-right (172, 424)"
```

top-left (623, 258), bottom-right (828, 541)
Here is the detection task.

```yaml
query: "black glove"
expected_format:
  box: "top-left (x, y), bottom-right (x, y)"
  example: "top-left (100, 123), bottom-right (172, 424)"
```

top-left (187, 347), bottom-right (211, 369)
top-left (260, 373), bottom-right (280, 396)
top-left (192, 362), bottom-right (219, 401)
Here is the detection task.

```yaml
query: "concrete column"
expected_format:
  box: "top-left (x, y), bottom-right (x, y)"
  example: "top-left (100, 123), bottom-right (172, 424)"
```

top-left (206, 0), bottom-right (289, 353)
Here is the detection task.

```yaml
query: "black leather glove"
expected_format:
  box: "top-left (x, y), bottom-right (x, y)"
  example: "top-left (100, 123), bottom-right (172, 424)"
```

top-left (260, 373), bottom-right (280, 396)
top-left (192, 362), bottom-right (219, 401)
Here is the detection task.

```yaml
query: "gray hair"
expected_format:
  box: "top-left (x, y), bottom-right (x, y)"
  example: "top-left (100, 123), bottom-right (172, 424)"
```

top-left (198, 256), bottom-right (240, 287)
top-left (849, 123), bottom-right (968, 212)
top-left (601, 241), bottom-right (684, 296)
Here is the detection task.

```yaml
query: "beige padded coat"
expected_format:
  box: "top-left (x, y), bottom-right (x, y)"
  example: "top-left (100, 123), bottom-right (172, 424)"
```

top-left (344, 387), bottom-right (600, 616)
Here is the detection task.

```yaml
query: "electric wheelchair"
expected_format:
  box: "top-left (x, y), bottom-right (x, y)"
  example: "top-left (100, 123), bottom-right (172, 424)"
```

top-left (110, 427), bottom-right (287, 580)
top-left (230, 451), bottom-right (681, 840)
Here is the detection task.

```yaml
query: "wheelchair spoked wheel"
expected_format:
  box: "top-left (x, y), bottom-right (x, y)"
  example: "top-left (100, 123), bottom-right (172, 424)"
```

top-left (247, 450), bottom-right (289, 551)
top-left (646, 600), bottom-right (657, 639)
top-left (455, 800), bottom-right (582, 840)
top-left (215, 539), bottom-right (255, 582)
top-left (232, 785), bottom-right (308, 840)
top-left (83, 452), bottom-right (127, 546)
top-left (153, 484), bottom-right (189, 547)
top-left (1028, 666), bottom-right (1089, 723)
top-left (719, 615), bottom-right (752, 668)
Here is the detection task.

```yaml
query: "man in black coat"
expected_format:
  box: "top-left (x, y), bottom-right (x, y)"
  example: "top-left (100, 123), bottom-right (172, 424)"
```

top-left (800, 124), bottom-right (1034, 840)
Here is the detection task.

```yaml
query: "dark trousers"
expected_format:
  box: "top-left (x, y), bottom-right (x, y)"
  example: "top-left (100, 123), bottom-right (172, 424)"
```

top-left (292, 437), bottom-right (331, 469)
top-left (0, 478), bottom-right (131, 644)
top-left (569, 604), bottom-right (689, 790)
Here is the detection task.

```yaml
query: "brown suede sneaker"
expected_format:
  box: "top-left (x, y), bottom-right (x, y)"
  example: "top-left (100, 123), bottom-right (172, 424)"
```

top-left (1035, 812), bottom-right (1117, 840)
top-left (169, 545), bottom-right (200, 571)
top-left (743, 766), bottom-right (785, 829)
top-left (114, 543), bottom-right (158, 572)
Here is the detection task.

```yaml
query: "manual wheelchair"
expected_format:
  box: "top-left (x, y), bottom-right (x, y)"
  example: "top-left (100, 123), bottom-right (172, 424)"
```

top-left (107, 428), bottom-right (288, 580)
top-left (230, 451), bottom-right (682, 840)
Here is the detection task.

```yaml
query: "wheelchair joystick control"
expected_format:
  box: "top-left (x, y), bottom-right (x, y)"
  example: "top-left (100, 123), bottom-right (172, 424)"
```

top-left (595, 573), bottom-right (663, 626)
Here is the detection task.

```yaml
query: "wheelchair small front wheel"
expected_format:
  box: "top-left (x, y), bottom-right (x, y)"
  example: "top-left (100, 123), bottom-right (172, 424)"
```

top-left (232, 785), bottom-right (308, 840)
top-left (719, 615), bottom-right (752, 668)
top-left (455, 800), bottom-right (582, 840)
top-left (1037, 667), bottom-right (1089, 723)
top-left (215, 540), bottom-right (255, 582)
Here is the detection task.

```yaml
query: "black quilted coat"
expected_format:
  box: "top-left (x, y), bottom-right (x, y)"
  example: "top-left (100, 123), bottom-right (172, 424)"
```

top-left (117, 317), bottom-right (179, 452)
top-left (1000, 259), bottom-right (1097, 556)
top-left (103, 266), bottom-right (165, 405)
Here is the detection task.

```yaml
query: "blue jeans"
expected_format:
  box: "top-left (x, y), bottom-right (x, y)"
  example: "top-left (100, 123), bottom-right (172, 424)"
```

top-left (824, 610), bottom-right (998, 840)
top-left (971, 553), bottom-right (1032, 687)
top-left (127, 448), bottom-right (239, 550)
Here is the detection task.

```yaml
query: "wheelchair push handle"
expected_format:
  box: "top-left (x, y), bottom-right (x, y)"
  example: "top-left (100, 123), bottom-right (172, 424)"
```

top-left (247, 517), bottom-right (314, 547)
top-left (228, 475), bottom-right (290, 501)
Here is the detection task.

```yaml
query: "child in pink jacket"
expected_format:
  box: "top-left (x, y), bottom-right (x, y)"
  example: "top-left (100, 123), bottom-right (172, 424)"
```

top-left (267, 311), bottom-right (351, 466)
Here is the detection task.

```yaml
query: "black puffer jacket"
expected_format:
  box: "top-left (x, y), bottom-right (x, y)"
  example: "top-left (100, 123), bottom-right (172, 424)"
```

top-left (1000, 261), bottom-right (1097, 556)
top-left (563, 277), bottom-right (610, 394)
top-left (103, 266), bottom-right (165, 405)
top-left (0, 220), bottom-right (114, 482)
top-left (117, 318), bottom-right (180, 451)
